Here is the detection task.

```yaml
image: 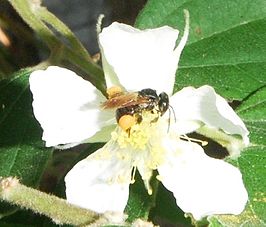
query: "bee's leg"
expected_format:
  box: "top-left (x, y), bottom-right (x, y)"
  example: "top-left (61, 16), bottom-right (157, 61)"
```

top-left (135, 113), bottom-right (143, 124)
top-left (150, 116), bottom-right (159, 124)
top-left (116, 108), bottom-right (125, 123)
top-left (150, 109), bottom-right (160, 124)
top-left (116, 107), bottom-right (136, 134)
top-left (126, 128), bottom-right (131, 137)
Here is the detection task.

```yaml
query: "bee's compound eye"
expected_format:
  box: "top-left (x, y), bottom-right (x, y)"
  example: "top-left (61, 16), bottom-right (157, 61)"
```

top-left (107, 86), bottom-right (123, 98)
top-left (118, 115), bottom-right (136, 131)
top-left (158, 92), bottom-right (169, 115)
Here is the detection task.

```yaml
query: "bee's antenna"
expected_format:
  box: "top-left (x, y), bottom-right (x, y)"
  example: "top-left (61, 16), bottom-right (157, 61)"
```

top-left (167, 105), bottom-right (176, 133)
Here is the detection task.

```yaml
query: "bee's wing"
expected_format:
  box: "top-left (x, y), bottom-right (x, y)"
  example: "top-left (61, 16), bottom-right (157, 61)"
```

top-left (101, 92), bottom-right (147, 109)
top-left (101, 92), bottom-right (138, 109)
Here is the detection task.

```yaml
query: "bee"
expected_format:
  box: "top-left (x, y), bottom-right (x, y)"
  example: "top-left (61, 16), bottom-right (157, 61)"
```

top-left (101, 86), bottom-right (170, 133)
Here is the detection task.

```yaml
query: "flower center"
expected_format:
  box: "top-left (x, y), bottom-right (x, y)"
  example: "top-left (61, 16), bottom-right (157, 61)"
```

top-left (108, 111), bottom-right (169, 193)
top-left (111, 111), bottom-right (161, 151)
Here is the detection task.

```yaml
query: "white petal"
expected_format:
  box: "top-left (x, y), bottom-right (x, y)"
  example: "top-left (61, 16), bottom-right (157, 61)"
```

top-left (170, 85), bottom-right (249, 143)
top-left (85, 124), bottom-right (116, 143)
top-left (170, 119), bottom-right (202, 135)
top-left (158, 139), bottom-right (248, 220)
top-left (99, 11), bottom-right (189, 94)
top-left (65, 147), bottom-right (131, 213)
top-left (29, 66), bottom-right (113, 147)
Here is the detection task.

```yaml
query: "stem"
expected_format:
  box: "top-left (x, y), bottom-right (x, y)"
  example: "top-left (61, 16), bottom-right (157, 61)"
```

top-left (0, 177), bottom-right (101, 226)
top-left (150, 172), bottom-right (159, 211)
top-left (36, 7), bottom-right (91, 61)
top-left (9, 0), bottom-right (59, 50)
top-left (9, 0), bottom-right (106, 93)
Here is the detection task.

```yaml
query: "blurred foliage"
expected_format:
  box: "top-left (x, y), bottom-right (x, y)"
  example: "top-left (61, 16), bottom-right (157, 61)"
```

top-left (0, 0), bottom-right (265, 226)
top-left (0, 1), bottom-right (41, 78)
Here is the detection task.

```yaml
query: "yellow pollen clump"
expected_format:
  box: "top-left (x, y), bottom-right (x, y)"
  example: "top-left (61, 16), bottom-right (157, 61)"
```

top-left (118, 115), bottom-right (136, 131)
top-left (106, 86), bottom-right (123, 98)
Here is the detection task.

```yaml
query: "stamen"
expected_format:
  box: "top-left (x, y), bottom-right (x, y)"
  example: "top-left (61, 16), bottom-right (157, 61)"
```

top-left (142, 178), bottom-right (153, 195)
top-left (96, 14), bottom-right (105, 35)
top-left (144, 180), bottom-right (152, 195)
top-left (180, 134), bottom-right (208, 146)
top-left (156, 175), bottom-right (163, 182)
top-left (131, 166), bottom-right (137, 184)
top-left (110, 111), bottom-right (166, 196)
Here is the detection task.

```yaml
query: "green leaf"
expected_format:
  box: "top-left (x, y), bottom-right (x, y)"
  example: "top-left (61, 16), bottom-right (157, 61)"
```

top-left (125, 172), bottom-right (155, 222)
top-left (1, 209), bottom-right (56, 227)
top-left (204, 88), bottom-right (266, 226)
top-left (136, 0), bottom-right (266, 100)
top-left (0, 221), bottom-right (33, 227)
top-left (237, 87), bottom-right (266, 146)
top-left (150, 183), bottom-right (192, 226)
top-left (0, 69), bottom-right (52, 214)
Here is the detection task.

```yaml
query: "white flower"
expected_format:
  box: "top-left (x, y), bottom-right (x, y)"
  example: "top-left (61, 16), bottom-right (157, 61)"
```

top-left (29, 10), bottom-right (249, 221)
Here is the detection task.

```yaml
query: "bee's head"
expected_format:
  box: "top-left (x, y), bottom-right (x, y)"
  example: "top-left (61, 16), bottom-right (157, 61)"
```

top-left (158, 92), bottom-right (169, 116)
